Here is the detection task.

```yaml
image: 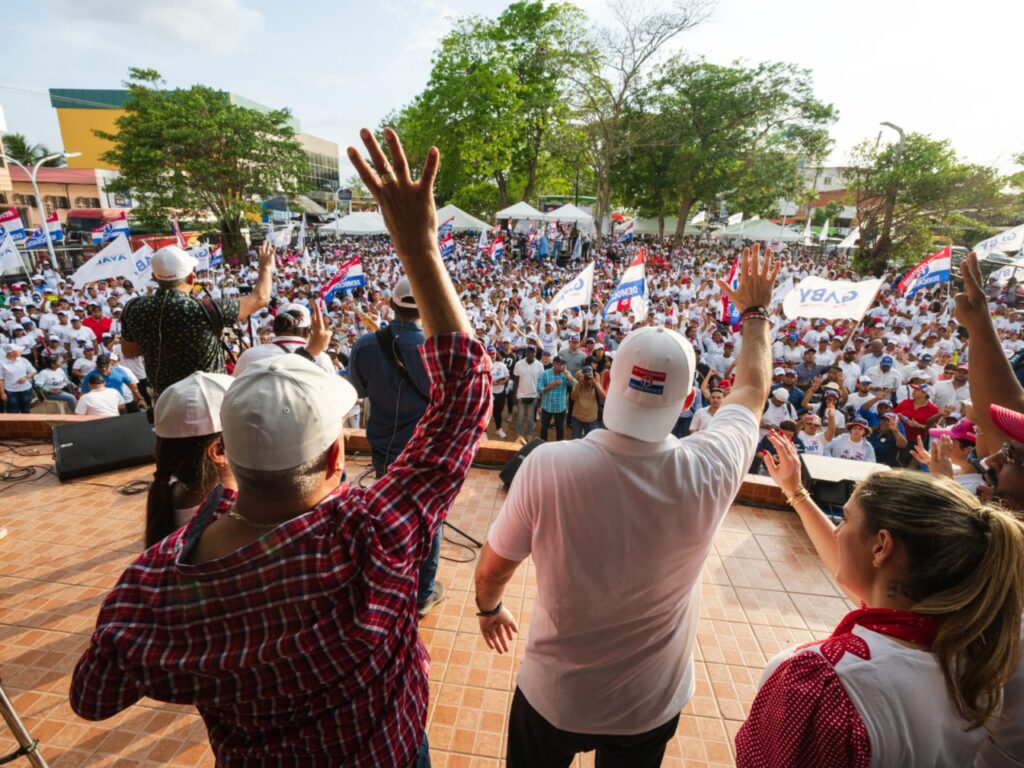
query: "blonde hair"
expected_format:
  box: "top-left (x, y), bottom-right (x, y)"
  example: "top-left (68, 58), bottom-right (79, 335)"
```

top-left (855, 470), bottom-right (1024, 727)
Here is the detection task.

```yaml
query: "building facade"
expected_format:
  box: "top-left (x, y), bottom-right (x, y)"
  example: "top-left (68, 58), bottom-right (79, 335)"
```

top-left (0, 104), bottom-right (13, 211)
top-left (6, 166), bottom-right (105, 228)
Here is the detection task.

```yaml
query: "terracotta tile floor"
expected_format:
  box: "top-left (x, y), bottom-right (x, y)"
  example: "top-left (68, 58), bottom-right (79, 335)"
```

top-left (0, 440), bottom-right (852, 767)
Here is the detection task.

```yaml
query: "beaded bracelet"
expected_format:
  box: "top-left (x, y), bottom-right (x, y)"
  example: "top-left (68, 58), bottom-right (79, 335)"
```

top-left (740, 305), bottom-right (768, 318)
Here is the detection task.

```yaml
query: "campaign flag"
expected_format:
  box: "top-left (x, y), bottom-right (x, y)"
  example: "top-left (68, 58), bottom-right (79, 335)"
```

top-left (171, 215), bottom-right (188, 248)
top-left (973, 224), bottom-right (1024, 259)
top-left (268, 222), bottom-right (293, 249)
top-left (24, 212), bottom-right (65, 248)
top-left (896, 245), bottom-right (951, 298)
top-left (210, 242), bottom-right (223, 267)
top-left (191, 245), bottom-right (210, 272)
top-left (91, 211), bottom-right (129, 244)
top-left (819, 218), bottom-right (831, 242)
top-left (782, 275), bottom-right (884, 322)
top-left (477, 228), bottom-right (489, 252)
top-left (70, 234), bottom-right (136, 284)
top-left (438, 215), bottom-right (455, 258)
top-left (771, 275), bottom-right (796, 308)
top-left (571, 233), bottom-right (582, 261)
top-left (616, 220), bottom-right (634, 244)
top-left (131, 243), bottom-right (155, 283)
top-left (690, 210), bottom-right (706, 225)
top-left (296, 213), bottom-right (307, 252)
top-left (802, 216), bottom-right (813, 246)
top-left (548, 261), bottom-right (595, 313)
top-left (603, 249), bottom-right (647, 319)
top-left (490, 236), bottom-right (505, 259)
top-left (727, 212), bottom-right (743, 226)
top-left (0, 233), bottom-right (24, 273)
top-left (0, 208), bottom-right (26, 242)
top-left (721, 254), bottom-right (742, 325)
top-left (320, 256), bottom-right (365, 307)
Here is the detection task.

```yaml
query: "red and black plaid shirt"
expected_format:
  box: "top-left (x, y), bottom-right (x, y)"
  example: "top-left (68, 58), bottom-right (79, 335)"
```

top-left (71, 334), bottom-right (492, 767)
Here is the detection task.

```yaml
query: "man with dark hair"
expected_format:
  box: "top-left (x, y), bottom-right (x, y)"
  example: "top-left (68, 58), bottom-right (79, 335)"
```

top-left (233, 303), bottom-right (333, 376)
top-left (81, 354), bottom-right (144, 413)
top-left (120, 241), bottom-right (274, 397)
top-left (347, 275), bottom-right (442, 617)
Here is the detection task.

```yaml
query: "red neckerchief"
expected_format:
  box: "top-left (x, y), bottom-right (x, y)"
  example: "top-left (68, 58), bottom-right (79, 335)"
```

top-left (798, 607), bottom-right (942, 667)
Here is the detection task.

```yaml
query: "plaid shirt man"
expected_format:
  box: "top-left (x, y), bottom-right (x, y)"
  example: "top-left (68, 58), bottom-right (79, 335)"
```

top-left (71, 334), bottom-right (491, 768)
top-left (537, 366), bottom-right (575, 413)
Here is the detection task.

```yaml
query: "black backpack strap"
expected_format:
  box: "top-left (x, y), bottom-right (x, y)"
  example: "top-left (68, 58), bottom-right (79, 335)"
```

top-left (194, 294), bottom-right (224, 333)
top-left (375, 326), bottom-right (429, 401)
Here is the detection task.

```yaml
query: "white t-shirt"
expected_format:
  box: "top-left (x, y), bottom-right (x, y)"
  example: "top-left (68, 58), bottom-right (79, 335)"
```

top-left (512, 358), bottom-right (545, 400)
top-left (490, 361), bottom-right (511, 394)
top-left (487, 405), bottom-right (759, 734)
top-left (232, 337), bottom-right (333, 377)
top-left (35, 367), bottom-right (70, 393)
top-left (74, 388), bottom-right (122, 417)
top-left (1, 357), bottom-right (35, 392)
top-left (688, 405), bottom-right (717, 433)
top-left (825, 435), bottom-right (876, 462)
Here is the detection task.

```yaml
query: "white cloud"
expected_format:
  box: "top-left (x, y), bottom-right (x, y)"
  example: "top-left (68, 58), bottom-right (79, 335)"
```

top-left (45, 0), bottom-right (264, 56)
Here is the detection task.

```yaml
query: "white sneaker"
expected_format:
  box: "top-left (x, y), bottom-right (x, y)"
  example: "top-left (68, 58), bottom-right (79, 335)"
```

top-left (497, 429), bottom-right (507, 439)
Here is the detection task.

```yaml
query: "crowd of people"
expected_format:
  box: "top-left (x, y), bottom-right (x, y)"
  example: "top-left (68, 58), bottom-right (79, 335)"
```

top-left (0, 127), bottom-right (1019, 766)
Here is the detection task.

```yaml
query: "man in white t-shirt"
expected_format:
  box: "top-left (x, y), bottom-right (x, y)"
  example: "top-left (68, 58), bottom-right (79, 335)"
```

top-left (689, 387), bottom-right (725, 433)
top-left (74, 373), bottom-right (124, 417)
top-left (473, 244), bottom-right (776, 765)
top-left (512, 345), bottom-right (544, 439)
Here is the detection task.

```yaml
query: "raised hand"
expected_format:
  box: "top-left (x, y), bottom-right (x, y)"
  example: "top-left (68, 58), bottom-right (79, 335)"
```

top-left (304, 301), bottom-right (332, 358)
top-left (910, 436), bottom-right (932, 466)
top-left (763, 429), bottom-right (802, 495)
top-left (257, 240), bottom-right (275, 273)
top-left (953, 253), bottom-right (989, 331)
top-left (716, 243), bottom-right (780, 314)
top-left (929, 435), bottom-right (956, 478)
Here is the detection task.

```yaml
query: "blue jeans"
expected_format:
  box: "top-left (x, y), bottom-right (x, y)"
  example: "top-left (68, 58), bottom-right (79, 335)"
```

top-left (571, 417), bottom-right (598, 440)
top-left (4, 389), bottom-right (32, 413)
top-left (416, 733), bottom-right (430, 767)
top-left (516, 398), bottom-right (537, 439)
top-left (46, 392), bottom-right (78, 410)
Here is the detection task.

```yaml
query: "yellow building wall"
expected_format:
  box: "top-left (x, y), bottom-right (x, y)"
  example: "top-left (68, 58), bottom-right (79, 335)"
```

top-left (54, 108), bottom-right (124, 170)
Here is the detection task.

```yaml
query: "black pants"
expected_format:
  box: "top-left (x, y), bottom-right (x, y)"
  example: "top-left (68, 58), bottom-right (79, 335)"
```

top-left (539, 409), bottom-right (565, 441)
top-left (493, 392), bottom-right (508, 431)
top-left (507, 688), bottom-right (679, 768)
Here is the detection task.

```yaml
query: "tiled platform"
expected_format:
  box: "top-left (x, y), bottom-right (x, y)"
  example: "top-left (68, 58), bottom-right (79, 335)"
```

top-left (0, 438), bottom-right (852, 767)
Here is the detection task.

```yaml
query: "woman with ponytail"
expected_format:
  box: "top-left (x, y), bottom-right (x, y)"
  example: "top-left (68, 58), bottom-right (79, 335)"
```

top-left (735, 428), bottom-right (1024, 767)
top-left (146, 372), bottom-right (234, 548)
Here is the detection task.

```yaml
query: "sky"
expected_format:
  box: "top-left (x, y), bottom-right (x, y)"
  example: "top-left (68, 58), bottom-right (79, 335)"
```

top-left (1, 0), bottom-right (1021, 182)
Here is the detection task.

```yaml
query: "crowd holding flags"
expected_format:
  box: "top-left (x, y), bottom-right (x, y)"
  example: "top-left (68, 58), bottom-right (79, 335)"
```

top-left (603, 249), bottom-right (647, 320)
top-left (490, 235), bottom-right (505, 259)
top-left (24, 213), bottom-right (64, 249)
top-left (616, 220), bottom-right (634, 244)
top-left (897, 245), bottom-right (951, 298)
top-left (548, 261), bottom-right (595, 313)
top-left (319, 256), bottom-right (366, 308)
top-left (438, 215), bottom-right (455, 258)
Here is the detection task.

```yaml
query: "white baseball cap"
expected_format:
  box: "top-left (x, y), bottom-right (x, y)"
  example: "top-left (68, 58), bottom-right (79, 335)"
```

top-left (151, 246), bottom-right (198, 281)
top-left (393, 276), bottom-right (416, 309)
top-left (602, 326), bottom-right (695, 442)
top-left (277, 302), bottom-right (311, 329)
top-left (155, 372), bottom-right (234, 439)
top-left (221, 354), bottom-right (356, 471)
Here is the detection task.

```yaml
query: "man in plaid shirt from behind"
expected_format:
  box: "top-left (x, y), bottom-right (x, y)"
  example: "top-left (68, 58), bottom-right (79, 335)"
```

top-left (70, 129), bottom-right (491, 768)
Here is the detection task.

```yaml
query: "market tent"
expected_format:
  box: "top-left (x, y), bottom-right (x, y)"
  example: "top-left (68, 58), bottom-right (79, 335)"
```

top-left (543, 203), bottom-right (594, 224)
top-left (495, 201), bottom-right (544, 220)
top-left (317, 211), bottom-right (387, 236)
top-left (631, 217), bottom-right (702, 237)
top-left (436, 204), bottom-right (489, 232)
top-left (712, 218), bottom-right (804, 242)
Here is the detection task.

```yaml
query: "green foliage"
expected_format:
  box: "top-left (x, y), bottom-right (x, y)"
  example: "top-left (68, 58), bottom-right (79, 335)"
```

top-left (99, 68), bottom-right (309, 259)
top-left (386, 2), bottom-right (591, 208)
top-left (613, 57), bottom-right (836, 240)
top-left (811, 200), bottom-right (843, 227)
top-left (2, 133), bottom-right (63, 167)
top-left (848, 132), bottom-right (1008, 275)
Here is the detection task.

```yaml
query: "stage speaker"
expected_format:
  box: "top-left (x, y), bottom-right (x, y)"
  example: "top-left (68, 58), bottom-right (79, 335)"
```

top-left (798, 453), bottom-right (889, 514)
top-left (500, 438), bottom-right (545, 488)
top-left (53, 412), bottom-right (156, 481)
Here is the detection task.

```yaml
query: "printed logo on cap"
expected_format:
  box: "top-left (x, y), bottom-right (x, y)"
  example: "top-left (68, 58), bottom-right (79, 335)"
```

top-left (629, 365), bottom-right (666, 396)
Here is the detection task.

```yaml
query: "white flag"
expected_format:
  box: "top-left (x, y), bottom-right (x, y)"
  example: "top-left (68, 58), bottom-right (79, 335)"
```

top-left (973, 224), bottom-right (1024, 259)
top-left (191, 245), bottom-right (210, 272)
top-left (771, 275), bottom-right (796, 308)
top-left (837, 227), bottom-right (860, 249)
top-left (130, 243), bottom-right (155, 283)
top-left (0, 233), bottom-right (23, 273)
top-left (727, 212), bottom-right (743, 226)
top-left (819, 218), bottom-right (830, 242)
top-left (269, 224), bottom-right (293, 249)
top-left (690, 210), bottom-right (706, 224)
top-left (548, 261), bottom-right (595, 313)
top-left (69, 234), bottom-right (136, 285)
top-left (296, 213), bottom-right (307, 252)
top-left (782, 276), bottom-right (883, 322)
top-left (802, 216), bottom-right (813, 245)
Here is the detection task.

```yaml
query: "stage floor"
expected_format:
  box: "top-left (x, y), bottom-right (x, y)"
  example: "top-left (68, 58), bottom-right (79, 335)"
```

top-left (0, 444), bottom-right (852, 767)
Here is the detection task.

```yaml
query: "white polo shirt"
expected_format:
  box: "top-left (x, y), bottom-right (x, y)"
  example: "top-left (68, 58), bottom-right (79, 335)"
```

top-left (487, 404), bottom-right (758, 734)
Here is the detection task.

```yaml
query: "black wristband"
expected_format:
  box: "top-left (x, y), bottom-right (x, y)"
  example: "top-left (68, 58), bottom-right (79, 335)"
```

top-left (740, 305), bottom-right (768, 317)
top-left (475, 601), bottom-right (503, 618)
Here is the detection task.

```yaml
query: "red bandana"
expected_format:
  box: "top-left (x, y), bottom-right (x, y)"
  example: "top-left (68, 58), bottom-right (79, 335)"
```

top-left (800, 607), bottom-right (943, 666)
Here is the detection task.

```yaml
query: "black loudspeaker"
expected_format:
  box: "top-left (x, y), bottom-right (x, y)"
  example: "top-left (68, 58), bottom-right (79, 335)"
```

top-left (52, 412), bottom-right (156, 481)
top-left (499, 438), bottom-right (545, 488)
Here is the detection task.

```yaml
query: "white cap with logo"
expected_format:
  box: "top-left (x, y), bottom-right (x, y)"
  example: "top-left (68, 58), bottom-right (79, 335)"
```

top-left (155, 372), bottom-right (234, 439)
top-left (221, 354), bottom-right (357, 471)
top-left (151, 246), bottom-right (198, 281)
top-left (602, 326), bottom-right (695, 442)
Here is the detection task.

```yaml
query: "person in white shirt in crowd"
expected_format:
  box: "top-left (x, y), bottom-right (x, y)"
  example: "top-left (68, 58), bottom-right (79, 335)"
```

top-left (66, 316), bottom-right (97, 360)
top-left (933, 361), bottom-right (971, 413)
top-left (859, 338), bottom-right (886, 372)
top-left (489, 346), bottom-right (511, 439)
top-left (74, 372), bottom-right (124, 417)
top-left (473, 244), bottom-right (777, 767)
top-left (864, 354), bottom-right (903, 390)
top-left (689, 386), bottom-right (725, 433)
top-left (825, 417), bottom-right (877, 462)
top-left (512, 345), bottom-right (545, 439)
top-left (797, 412), bottom-right (826, 455)
top-left (1, 344), bottom-right (36, 413)
top-left (233, 303), bottom-right (333, 376)
top-left (846, 375), bottom-right (881, 412)
top-left (35, 354), bottom-right (77, 411)
top-left (72, 345), bottom-right (99, 384)
top-left (760, 386), bottom-right (797, 434)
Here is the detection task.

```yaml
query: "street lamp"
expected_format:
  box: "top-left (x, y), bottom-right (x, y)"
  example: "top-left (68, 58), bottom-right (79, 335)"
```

top-left (6, 151), bottom-right (81, 271)
top-left (877, 122), bottom-right (905, 267)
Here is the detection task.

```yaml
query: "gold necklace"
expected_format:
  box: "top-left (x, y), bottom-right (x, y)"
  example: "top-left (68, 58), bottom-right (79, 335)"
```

top-left (227, 509), bottom-right (284, 529)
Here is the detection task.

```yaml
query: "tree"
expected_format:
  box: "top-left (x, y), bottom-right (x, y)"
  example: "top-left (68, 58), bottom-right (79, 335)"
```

top-left (614, 58), bottom-right (835, 242)
top-left (847, 132), bottom-right (1005, 274)
top-left (2, 133), bottom-right (63, 167)
top-left (571, 0), bottom-right (714, 231)
top-left (98, 68), bottom-right (309, 261)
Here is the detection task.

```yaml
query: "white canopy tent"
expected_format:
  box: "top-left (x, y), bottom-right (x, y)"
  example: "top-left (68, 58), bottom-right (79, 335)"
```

top-left (631, 217), bottom-right (702, 237)
top-left (543, 203), bottom-right (595, 233)
top-left (495, 201), bottom-right (544, 221)
top-left (436, 204), bottom-right (489, 232)
top-left (712, 218), bottom-right (804, 242)
top-left (317, 211), bottom-right (388, 236)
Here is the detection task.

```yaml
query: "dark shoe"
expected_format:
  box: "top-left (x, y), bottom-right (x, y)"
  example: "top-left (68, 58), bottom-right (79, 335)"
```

top-left (417, 582), bottom-right (445, 619)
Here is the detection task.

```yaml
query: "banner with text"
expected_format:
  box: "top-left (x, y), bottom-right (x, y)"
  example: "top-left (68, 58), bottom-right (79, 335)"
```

top-left (782, 276), bottom-right (883, 322)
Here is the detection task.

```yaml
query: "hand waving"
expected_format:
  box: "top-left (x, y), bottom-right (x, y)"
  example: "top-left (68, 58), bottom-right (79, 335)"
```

top-left (953, 253), bottom-right (989, 331)
top-left (716, 243), bottom-right (780, 314)
top-left (763, 429), bottom-right (802, 495)
top-left (347, 128), bottom-right (439, 262)
top-left (304, 301), bottom-right (332, 358)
